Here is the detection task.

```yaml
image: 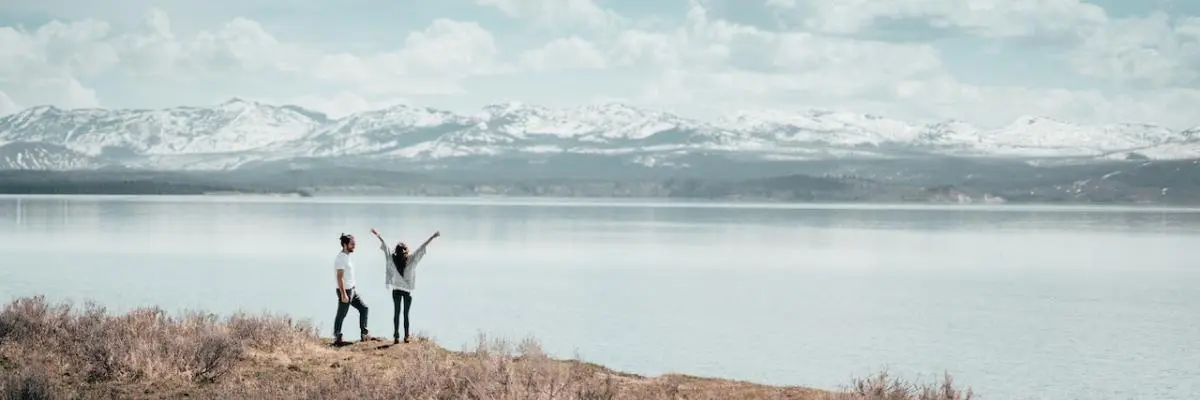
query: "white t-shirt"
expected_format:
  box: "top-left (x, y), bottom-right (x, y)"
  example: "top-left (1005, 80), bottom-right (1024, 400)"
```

top-left (334, 251), bottom-right (357, 289)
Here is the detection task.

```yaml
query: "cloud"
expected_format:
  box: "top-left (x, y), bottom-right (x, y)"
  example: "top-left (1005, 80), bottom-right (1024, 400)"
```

top-left (0, 20), bottom-right (111, 110)
top-left (0, 91), bottom-right (19, 116)
top-left (1070, 13), bottom-right (1200, 86)
top-left (615, 1), bottom-right (1200, 129)
top-left (792, 0), bottom-right (1109, 38)
top-left (0, 8), bottom-right (511, 113)
top-left (609, 3), bottom-right (948, 108)
top-left (313, 19), bottom-right (505, 96)
top-left (764, 0), bottom-right (797, 10)
top-left (0, 0), bottom-right (1198, 132)
top-left (475, 0), bottom-right (622, 32)
top-left (519, 36), bottom-right (607, 71)
top-left (771, 0), bottom-right (1199, 89)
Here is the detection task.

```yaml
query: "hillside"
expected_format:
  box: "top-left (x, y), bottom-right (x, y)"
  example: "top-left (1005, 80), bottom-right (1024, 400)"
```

top-left (0, 296), bottom-right (974, 400)
top-left (0, 100), bottom-right (1197, 173)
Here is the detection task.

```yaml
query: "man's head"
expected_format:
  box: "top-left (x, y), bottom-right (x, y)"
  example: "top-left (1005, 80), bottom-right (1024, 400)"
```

top-left (339, 233), bottom-right (356, 253)
top-left (394, 242), bottom-right (408, 257)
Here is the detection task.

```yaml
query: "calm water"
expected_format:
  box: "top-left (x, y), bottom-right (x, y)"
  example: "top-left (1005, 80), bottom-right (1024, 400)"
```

top-left (2, 195), bottom-right (1198, 400)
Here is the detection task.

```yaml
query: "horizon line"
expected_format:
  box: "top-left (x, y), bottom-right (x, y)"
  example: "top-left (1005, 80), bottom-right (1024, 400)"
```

top-left (4, 98), bottom-right (1198, 132)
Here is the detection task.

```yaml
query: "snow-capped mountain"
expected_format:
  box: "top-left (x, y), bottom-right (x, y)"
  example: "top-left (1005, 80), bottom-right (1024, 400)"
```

top-left (0, 99), bottom-right (1197, 171)
top-left (717, 109), bottom-right (924, 146)
top-left (0, 99), bottom-right (326, 157)
top-left (964, 116), bottom-right (1180, 157)
top-left (0, 142), bottom-right (108, 170)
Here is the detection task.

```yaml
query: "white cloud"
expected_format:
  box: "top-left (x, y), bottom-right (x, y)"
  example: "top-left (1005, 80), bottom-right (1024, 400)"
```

top-left (1070, 13), bottom-right (1200, 86)
top-left (475, 0), bottom-right (622, 32)
top-left (0, 8), bottom-right (511, 115)
top-left (312, 19), bottom-right (505, 96)
top-left (0, 0), bottom-right (1198, 132)
top-left (519, 36), bottom-right (607, 71)
top-left (0, 20), bottom-right (112, 110)
top-left (764, 0), bottom-right (797, 9)
top-left (111, 10), bottom-right (312, 81)
top-left (398, 19), bottom-right (501, 76)
top-left (780, 0), bottom-right (1199, 89)
top-left (616, 2), bottom-right (1200, 129)
top-left (0, 91), bottom-right (19, 116)
top-left (610, 3), bottom-right (949, 105)
top-left (796, 0), bottom-right (1109, 38)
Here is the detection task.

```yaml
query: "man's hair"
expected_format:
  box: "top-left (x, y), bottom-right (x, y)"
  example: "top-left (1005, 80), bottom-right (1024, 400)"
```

top-left (339, 233), bottom-right (354, 246)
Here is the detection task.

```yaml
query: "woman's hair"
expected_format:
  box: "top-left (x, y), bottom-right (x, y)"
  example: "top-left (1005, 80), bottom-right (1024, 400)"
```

top-left (393, 243), bottom-right (408, 277)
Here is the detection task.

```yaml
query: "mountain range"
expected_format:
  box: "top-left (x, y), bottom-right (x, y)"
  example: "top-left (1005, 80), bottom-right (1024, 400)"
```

top-left (1, 98), bottom-right (1199, 172)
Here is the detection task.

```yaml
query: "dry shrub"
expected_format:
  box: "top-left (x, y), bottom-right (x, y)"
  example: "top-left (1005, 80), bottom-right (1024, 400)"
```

top-left (574, 374), bottom-right (619, 400)
top-left (837, 371), bottom-right (975, 400)
top-left (226, 312), bottom-right (318, 352)
top-left (0, 296), bottom-right (72, 346)
top-left (0, 296), bottom-right (315, 386)
top-left (1, 368), bottom-right (58, 400)
top-left (188, 333), bottom-right (242, 383)
top-left (2, 296), bottom-right (978, 400)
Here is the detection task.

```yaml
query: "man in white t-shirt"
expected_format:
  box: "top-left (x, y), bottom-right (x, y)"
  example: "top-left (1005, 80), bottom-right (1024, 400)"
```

top-left (332, 232), bottom-right (375, 344)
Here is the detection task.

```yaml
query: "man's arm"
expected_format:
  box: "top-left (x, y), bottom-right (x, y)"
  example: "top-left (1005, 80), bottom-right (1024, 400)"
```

top-left (335, 255), bottom-right (349, 303)
top-left (336, 270), bottom-right (347, 299)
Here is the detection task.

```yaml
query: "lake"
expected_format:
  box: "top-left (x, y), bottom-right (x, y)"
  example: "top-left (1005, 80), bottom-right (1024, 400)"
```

top-left (1, 195), bottom-right (1197, 400)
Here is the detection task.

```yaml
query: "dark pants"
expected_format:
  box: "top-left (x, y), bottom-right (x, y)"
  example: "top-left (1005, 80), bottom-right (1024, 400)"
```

top-left (392, 289), bottom-right (412, 340)
top-left (333, 288), bottom-right (369, 340)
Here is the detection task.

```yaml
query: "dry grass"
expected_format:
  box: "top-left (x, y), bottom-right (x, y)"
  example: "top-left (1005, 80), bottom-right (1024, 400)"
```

top-left (0, 296), bottom-right (976, 400)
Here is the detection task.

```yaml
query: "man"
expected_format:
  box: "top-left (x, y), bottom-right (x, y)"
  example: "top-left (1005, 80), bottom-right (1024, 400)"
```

top-left (333, 232), bottom-right (375, 345)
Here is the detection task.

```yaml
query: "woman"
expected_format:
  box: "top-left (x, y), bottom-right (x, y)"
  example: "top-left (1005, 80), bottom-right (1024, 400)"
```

top-left (371, 228), bottom-right (440, 344)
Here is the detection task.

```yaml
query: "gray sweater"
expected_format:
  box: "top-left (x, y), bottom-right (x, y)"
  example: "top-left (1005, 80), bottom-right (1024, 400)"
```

top-left (382, 242), bottom-right (427, 292)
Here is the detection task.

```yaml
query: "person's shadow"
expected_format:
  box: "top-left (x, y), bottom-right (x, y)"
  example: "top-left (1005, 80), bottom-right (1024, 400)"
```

top-left (327, 338), bottom-right (393, 350)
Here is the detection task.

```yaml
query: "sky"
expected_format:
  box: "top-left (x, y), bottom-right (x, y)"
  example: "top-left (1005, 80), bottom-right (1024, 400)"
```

top-left (1, 0), bottom-right (1198, 129)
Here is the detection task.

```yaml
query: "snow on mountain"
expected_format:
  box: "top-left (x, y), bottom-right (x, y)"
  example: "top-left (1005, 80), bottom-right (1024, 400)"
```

top-left (0, 142), bottom-right (107, 170)
top-left (477, 102), bottom-right (711, 141)
top-left (968, 116), bottom-right (1182, 157)
top-left (913, 120), bottom-right (982, 146)
top-left (0, 99), bottom-right (1198, 172)
top-left (716, 109), bottom-right (924, 146)
top-left (1114, 126), bottom-right (1200, 160)
top-left (0, 99), bottom-right (326, 156)
top-left (280, 105), bottom-right (477, 157)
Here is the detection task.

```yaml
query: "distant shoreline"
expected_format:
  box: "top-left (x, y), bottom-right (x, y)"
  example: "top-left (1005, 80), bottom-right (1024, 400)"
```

top-left (4, 192), bottom-right (1200, 213)
top-left (3, 163), bottom-right (1200, 206)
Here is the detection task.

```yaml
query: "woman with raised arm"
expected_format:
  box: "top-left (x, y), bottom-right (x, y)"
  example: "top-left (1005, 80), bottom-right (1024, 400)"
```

top-left (371, 228), bottom-right (441, 344)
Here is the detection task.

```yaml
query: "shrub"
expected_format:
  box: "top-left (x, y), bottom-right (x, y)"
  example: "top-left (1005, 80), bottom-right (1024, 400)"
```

top-left (188, 332), bottom-right (242, 383)
top-left (0, 296), bottom-right (315, 385)
top-left (842, 371), bottom-right (975, 400)
top-left (1, 369), bottom-right (58, 400)
top-left (0, 296), bottom-right (977, 400)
